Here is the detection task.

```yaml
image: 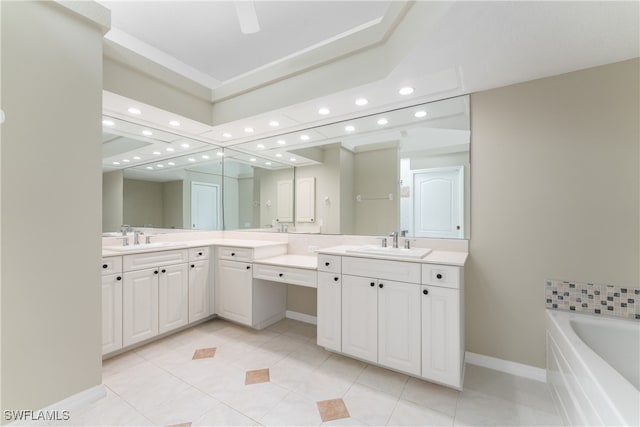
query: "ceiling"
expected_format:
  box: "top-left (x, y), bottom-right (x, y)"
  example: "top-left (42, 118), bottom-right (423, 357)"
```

top-left (100, 1), bottom-right (639, 173)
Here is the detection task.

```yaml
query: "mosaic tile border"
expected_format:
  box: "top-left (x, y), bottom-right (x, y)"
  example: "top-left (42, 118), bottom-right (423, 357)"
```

top-left (545, 279), bottom-right (640, 320)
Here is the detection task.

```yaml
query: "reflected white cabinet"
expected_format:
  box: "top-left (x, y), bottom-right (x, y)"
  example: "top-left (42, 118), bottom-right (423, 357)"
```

top-left (295, 177), bottom-right (315, 223)
top-left (158, 263), bottom-right (189, 334)
top-left (217, 259), bottom-right (253, 325)
top-left (276, 180), bottom-right (294, 223)
top-left (102, 273), bottom-right (122, 355)
top-left (341, 275), bottom-right (378, 363)
top-left (317, 272), bottom-right (342, 352)
top-left (189, 260), bottom-right (210, 323)
top-left (123, 268), bottom-right (159, 347)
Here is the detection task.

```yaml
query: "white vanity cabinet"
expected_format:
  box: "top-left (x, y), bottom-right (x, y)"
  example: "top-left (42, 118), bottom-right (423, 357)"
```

top-left (317, 256), bottom-right (342, 352)
top-left (188, 247), bottom-right (210, 323)
top-left (123, 267), bottom-right (159, 347)
top-left (158, 263), bottom-right (189, 334)
top-left (101, 257), bottom-right (123, 355)
top-left (217, 259), bottom-right (253, 325)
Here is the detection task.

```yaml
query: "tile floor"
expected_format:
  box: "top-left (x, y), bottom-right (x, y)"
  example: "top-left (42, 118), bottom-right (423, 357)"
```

top-left (52, 318), bottom-right (562, 426)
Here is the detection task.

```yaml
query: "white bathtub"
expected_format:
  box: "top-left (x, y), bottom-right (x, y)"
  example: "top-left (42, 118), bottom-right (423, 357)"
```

top-left (546, 309), bottom-right (640, 426)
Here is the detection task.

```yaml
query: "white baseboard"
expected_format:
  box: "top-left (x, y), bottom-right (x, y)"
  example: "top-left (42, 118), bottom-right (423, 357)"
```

top-left (285, 310), bottom-right (317, 325)
top-left (465, 351), bottom-right (547, 383)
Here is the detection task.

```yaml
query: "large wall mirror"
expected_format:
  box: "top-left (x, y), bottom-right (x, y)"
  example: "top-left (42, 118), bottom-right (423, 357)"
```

top-left (102, 95), bottom-right (470, 239)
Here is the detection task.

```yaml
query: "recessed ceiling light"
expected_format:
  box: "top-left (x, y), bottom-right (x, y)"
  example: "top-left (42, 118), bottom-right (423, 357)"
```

top-left (249, 158), bottom-right (256, 162)
top-left (399, 86), bottom-right (414, 96)
top-left (169, 120), bottom-right (181, 127)
top-left (216, 152), bottom-right (224, 157)
top-left (128, 107), bottom-right (142, 115)
top-left (414, 110), bottom-right (427, 118)
top-left (142, 130), bottom-right (153, 136)
top-left (166, 147), bottom-right (175, 152)
top-left (157, 164), bottom-right (164, 168)
top-left (122, 159), bottom-right (130, 163)
top-left (102, 119), bottom-right (114, 126)
top-left (345, 125), bottom-right (355, 132)
top-left (153, 151), bottom-right (161, 155)
top-left (318, 108), bottom-right (330, 115)
top-left (112, 161), bottom-right (120, 165)
top-left (300, 135), bottom-right (310, 141)
top-left (202, 155), bottom-right (210, 159)
top-left (222, 132), bottom-right (232, 138)
top-left (290, 158), bottom-right (297, 162)
top-left (146, 166), bottom-right (153, 170)
top-left (269, 120), bottom-right (280, 127)
top-left (355, 98), bottom-right (368, 106)
top-left (275, 153), bottom-right (283, 158)
top-left (257, 144), bottom-right (265, 149)
top-left (377, 118), bottom-right (388, 125)
top-left (244, 127), bottom-right (254, 133)
top-left (188, 158), bottom-right (196, 162)
top-left (277, 139), bottom-right (286, 145)
top-left (181, 143), bottom-right (190, 148)
top-left (265, 161), bottom-right (272, 166)
top-left (167, 162), bottom-right (175, 166)
top-left (133, 156), bottom-right (141, 160)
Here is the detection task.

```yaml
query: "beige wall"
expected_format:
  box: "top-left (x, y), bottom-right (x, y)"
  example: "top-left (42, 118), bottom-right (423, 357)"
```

top-left (238, 177), bottom-right (255, 229)
top-left (467, 59), bottom-right (639, 368)
top-left (1, 1), bottom-right (103, 412)
top-left (102, 170), bottom-right (123, 232)
top-left (162, 180), bottom-right (183, 229)
top-left (123, 179), bottom-right (164, 227)
top-left (339, 148), bottom-right (355, 234)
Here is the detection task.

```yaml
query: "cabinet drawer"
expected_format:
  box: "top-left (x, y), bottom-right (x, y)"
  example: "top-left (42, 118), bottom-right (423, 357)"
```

top-left (421, 264), bottom-right (461, 289)
top-left (101, 257), bottom-right (122, 275)
top-left (342, 256), bottom-right (421, 284)
top-left (123, 249), bottom-right (189, 272)
top-left (317, 254), bottom-right (341, 273)
top-left (253, 264), bottom-right (317, 288)
top-left (189, 246), bottom-right (209, 261)
top-left (218, 247), bottom-right (253, 262)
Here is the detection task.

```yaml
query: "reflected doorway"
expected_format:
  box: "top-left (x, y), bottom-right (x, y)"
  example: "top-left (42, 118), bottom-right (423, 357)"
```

top-left (191, 182), bottom-right (221, 230)
top-left (413, 166), bottom-right (464, 239)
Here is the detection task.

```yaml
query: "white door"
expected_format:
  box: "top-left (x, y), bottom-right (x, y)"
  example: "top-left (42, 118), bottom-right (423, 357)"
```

top-left (413, 167), bottom-right (463, 238)
top-left (341, 275), bottom-right (378, 363)
top-left (295, 177), bottom-right (316, 223)
top-left (276, 180), bottom-right (294, 223)
top-left (102, 274), bottom-right (123, 355)
top-left (217, 260), bottom-right (253, 326)
top-left (191, 182), bottom-right (220, 230)
top-left (158, 263), bottom-right (189, 334)
top-left (317, 272), bottom-right (342, 352)
top-left (189, 260), bottom-right (210, 323)
top-left (123, 268), bottom-right (159, 347)
top-left (421, 285), bottom-right (461, 387)
top-left (378, 280), bottom-right (421, 375)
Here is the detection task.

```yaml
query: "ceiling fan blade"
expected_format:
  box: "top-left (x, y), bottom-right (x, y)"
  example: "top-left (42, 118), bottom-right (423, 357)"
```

top-left (235, 1), bottom-right (260, 34)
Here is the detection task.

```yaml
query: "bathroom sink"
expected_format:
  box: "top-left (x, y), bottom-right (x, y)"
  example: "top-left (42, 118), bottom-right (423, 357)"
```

top-left (346, 245), bottom-right (431, 259)
top-left (103, 242), bottom-right (188, 252)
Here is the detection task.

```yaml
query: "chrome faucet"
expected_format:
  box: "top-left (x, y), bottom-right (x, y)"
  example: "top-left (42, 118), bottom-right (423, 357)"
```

top-left (389, 231), bottom-right (399, 248)
top-left (120, 224), bottom-right (131, 236)
top-left (133, 230), bottom-right (142, 245)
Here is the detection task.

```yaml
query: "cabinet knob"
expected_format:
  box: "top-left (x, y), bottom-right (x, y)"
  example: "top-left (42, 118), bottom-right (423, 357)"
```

top-left (246, 265), bottom-right (251, 270)
top-left (423, 289), bottom-right (429, 295)
top-left (231, 252), bottom-right (236, 256)
top-left (279, 273), bottom-right (284, 277)
top-left (334, 277), bottom-right (339, 282)
top-left (436, 273), bottom-right (443, 280)
top-left (161, 269), bottom-right (166, 273)
top-left (370, 282), bottom-right (375, 287)
top-left (116, 276), bottom-right (122, 281)
top-left (154, 270), bottom-right (159, 274)
top-left (102, 264), bottom-right (108, 269)
top-left (379, 283), bottom-right (384, 289)
top-left (325, 262), bottom-right (330, 267)
top-left (191, 264), bottom-right (195, 268)
top-left (198, 252), bottom-right (203, 256)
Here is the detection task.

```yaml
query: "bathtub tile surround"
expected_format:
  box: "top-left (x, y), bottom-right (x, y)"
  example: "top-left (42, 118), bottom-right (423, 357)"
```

top-left (545, 279), bottom-right (640, 319)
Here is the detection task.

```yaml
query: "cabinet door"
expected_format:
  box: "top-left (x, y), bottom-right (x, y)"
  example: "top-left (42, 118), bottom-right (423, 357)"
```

top-left (189, 260), bottom-right (210, 323)
top-left (317, 272), bottom-right (342, 352)
top-left (159, 263), bottom-right (189, 334)
top-left (378, 280), bottom-right (421, 375)
top-left (102, 274), bottom-right (123, 355)
top-left (341, 275), bottom-right (378, 363)
top-left (421, 285), bottom-right (461, 387)
top-left (123, 268), bottom-right (159, 347)
top-left (217, 260), bottom-right (253, 326)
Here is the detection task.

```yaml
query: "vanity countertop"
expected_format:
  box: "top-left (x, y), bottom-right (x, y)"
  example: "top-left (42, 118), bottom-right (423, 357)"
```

top-left (102, 238), bottom-right (287, 257)
top-left (253, 254), bottom-right (318, 270)
top-left (316, 245), bottom-right (468, 267)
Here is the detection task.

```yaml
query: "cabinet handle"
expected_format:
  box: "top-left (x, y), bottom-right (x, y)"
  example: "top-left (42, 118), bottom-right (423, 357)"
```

top-left (116, 276), bottom-right (122, 281)
top-left (279, 273), bottom-right (284, 277)
top-left (102, 264), bottom-right (108, 269)
top-left (325, 262), bottom-right (330, 267)
top-left (161, 269), bottom-right (166, 273)
top-left (154, 270), bottom-right (159, 274)
top-left (370, 282), bottom-right (375, 287)
top-left (436, 273), bottom-right (443, 279)
top-left (334, 277), bottom-right (339, 282)
top-left (246, 266), bottom-right (251, 270)
top-left (198, 251), bottom-right (203, 256)
top-left (423, 289), bottom-right (429, 295)
top-left (231, 252), bottom-right (236, 256)
top-left (191, 264), bottom-right (195, 268)
top-left (379, 283), bottom-right (384, 289)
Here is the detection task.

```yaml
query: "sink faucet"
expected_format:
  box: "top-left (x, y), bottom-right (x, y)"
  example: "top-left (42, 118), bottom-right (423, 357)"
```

top-left (120, 224), bottom-right (131, 236)
top-left (133, 230), bottom-right (142, 245)
top-left (389, 231), bottom-right (399, 248)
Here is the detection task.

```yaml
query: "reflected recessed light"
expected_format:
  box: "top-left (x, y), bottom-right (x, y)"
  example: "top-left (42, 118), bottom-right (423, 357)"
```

top-left (166, 147), bottom-right (175, 152)
top-left (202, 155), bottom-right (210, 159)
top-left (269, 120), bottom-right (280, 127)
top-left (122, 159), bottom-right (130, 163)
top-left (102, 119), bottom-right (114, 126)
top-left (318, 108), bottom-right (330, 115)
top-left (169, 120), bottom-right (181, 127)
top-left (355, 98), bottom-right (368, 106)
top-left (300, 135), bottom-right (310, 141)
top-left (146, 166), bottom-right (153, 170)
top-left (128, 107), bottom-right (142, 115)
top-left (168, 162), bottom-right (175, 166)
top-left (265, 161), bottom-right (272, 165)
top-left (275, 153), bottom-right (283, 158)
top-left (399, 86), bottom-right (414, 95)
top-left (133, 156), bottom-right (141, 160)
top-left (377, 118), bottom-right (388, 125)
top-left (222, 132), bottom-right (232, 138)
top-left (181, 143), bottom-right (190, 148)
top-left (277, 139), bottom-right (286, 145)
top-left (244, 127), bottom-right (254, 133)
top-left (257, 144), bottom-right (265, 149)
top-left (157, 164), bottom-right (164, 168)
top-left (188, 158), bottom-right (196, 162)
top-left (153, 151), bottom-right (161, 155)
top-left (142, 130), bottom-right (153, 136)
top-left (112, 161), bottom-right (120, 165)
top-left (249, 158), bottom-right (256, 162)
top-left (216, 152), bottom-right (224, 157)
top-left (290, 158), bottom-right (297, 162)
top-left (345, 125), bottom-right (355, 132)
top-left (414, 110), bottom-right (427, 118)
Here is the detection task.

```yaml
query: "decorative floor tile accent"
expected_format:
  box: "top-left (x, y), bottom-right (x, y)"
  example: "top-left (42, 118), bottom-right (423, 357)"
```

top-left (245, 368), bottom-right (270, 385)
top-left (316, 398), bottom-right (350, 422)
top-left (192, 348), bottom-right (216, 360)
top-left (545, 280), bottom-right (640, 320)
